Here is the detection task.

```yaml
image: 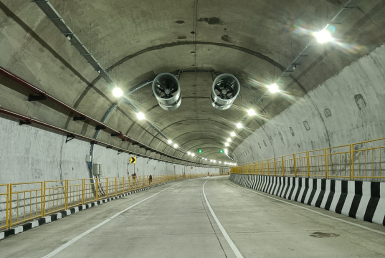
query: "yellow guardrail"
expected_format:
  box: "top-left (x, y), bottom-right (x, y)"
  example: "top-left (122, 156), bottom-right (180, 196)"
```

top-left (0, 184), bottom-right (9, 231)
top-left (0, 173), bottom-right (211, 230)
top-left (231, 137), bottom-right (385, 181)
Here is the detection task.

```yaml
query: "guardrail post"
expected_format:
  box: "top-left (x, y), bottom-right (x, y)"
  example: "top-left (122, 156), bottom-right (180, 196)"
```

top-left (9, 184), bottom-right (13, 228)
top-left (282, 156), bottom-right (285, 177)
top-left (95, 178), bottom-right (98, 201)
top-left (267, 160), bottom-right (270, 176)
top-left (42, 181), bottom-right (46, 217)
top-left (82, 179), bottom-right (85, 205)
top-left (106, 178), bottom-right (109, 198)
top-left (129, 177), bottom-right (131, 192)
top-left (6, 184), bottom-right (9, 229)
top-left (293, 154), bottom-right (297, 177)
top-left (65, 180), bottom-right (68, 210)
top-left (122, 177), bottom-right (125, 193)
top-left (350, 144), bottom-right (354, 180)
top-left (325, 149), bottom-right (328, 179)
top-left (115, 178), bottom-right (117, 197)
top-left (306, 151), bottom-right (310, 178)
top-left (261, 160), bottom-right (263, 175)
top-left (274, 158), bottom-right (277, 177)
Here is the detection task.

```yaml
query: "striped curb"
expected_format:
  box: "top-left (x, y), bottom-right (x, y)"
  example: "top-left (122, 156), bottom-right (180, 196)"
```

top-left (230, 174), bottom-right (385, 226)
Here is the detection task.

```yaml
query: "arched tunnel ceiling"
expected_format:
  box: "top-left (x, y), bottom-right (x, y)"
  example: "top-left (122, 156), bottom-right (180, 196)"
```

top-left (1, 0), bottom-right (385, 164)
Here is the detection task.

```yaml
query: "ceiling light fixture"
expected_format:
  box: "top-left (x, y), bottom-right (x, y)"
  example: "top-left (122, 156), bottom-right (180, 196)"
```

top-left (227, 138), bottom-right (232, 142)
top-left (112, 87), bottom-right (123, 97)
top-left (173, 144), bottom-right (178, 148)
top-left (247, 109), bottom-right (256, 116)
top-left (268, 83), bottom-right (279, 93)
top-left (225, 142), bottom-right (229, 146)
top-left (236, 123), bottom-right (243, 129)
top-left (230, 131), bottom-right (236, 136)
top-left (167, 139), bottom-right (172, 144)
top-left (313, 29), bottom-right (333, 43)
top-left (136, 112), bottom-right (145, 120)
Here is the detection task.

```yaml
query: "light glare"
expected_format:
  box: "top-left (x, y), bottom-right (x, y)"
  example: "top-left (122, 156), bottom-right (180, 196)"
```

top-left (230, 132), bottom-right (236, 136)
top-left (225, 142), bottom-right (229, 146)
top-left (112, 87), bottom-right (123, 97)
top-left (268, 83), bottom-right (279, 93)
top-left (167, 139), bottom-right (172, 144)
top-left (247, 109), bottom-right (256, 116)
top-left (236, 123), bottom-right (243, 129)
top-left (136, 112), bottom-right (145, 120)
top-left (173, 144), bottom-right (178, 148)
top-left (314, 30), bottom-right (333, 43)
top-left (227, 138), bottom-right (232, 142)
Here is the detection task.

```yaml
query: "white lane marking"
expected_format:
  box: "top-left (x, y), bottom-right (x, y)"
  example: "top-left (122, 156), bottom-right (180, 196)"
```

top-left (43, 183), bottom-right (179, 258)
top-left (203, 180), bottom-right (244, 258)
top-left (228, 181), bottom-right (385, 236)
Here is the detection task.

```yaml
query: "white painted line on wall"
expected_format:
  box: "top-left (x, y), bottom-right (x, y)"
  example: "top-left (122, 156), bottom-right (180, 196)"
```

top-left (42, 183), bottom-right (179, 258)
top-left (229, 181), bottom-right (385, 236)
top-left (203, 180), bottom-right (244, 258)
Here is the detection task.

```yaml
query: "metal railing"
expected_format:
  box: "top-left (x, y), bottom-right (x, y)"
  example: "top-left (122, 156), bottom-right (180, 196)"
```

top-left (231, 137), bottom-right (385, 181)
top-left (0, 173), bottom-right (207, 230)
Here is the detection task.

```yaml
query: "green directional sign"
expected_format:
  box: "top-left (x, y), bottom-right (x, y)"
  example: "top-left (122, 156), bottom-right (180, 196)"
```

top-left (219, 149), bottom-right (224, 153)
top-left (198, 149), bottom-right (203, 153)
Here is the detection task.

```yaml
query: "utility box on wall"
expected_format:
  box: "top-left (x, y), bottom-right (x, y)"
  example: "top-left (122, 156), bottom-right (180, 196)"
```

top-left (93, 164), bottom-right (102, 176)
top-left (85, 155), bottom-right (92, 162)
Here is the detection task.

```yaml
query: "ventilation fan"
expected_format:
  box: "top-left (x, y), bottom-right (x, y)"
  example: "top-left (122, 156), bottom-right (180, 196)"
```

top-left (152, 73), bottom-right (182, 111)
top-left (211, 74), bottom-right (240, 110)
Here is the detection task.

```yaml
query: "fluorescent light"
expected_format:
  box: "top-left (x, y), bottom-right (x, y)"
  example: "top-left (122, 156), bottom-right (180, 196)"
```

top-left (173, 144), bottom-right (178, 148)
top-left (236, 123), bottom-right (242, 128)
top-left (268, 83), bottom-right (279, 93)
top-left (112, 87), bottom-right (123, 97)
top-left (230, 131), bottom-right (236, 136)
top-left (314, 29), bottom-right (333, 43)
top-left (225, 142), bottom-right (229, 146)
top-left (136, 112), bottom-right (145, 120)
top-left (191, 153), bottom-right (195, 157)
top-left (227, 138), bottom-right (232, 142)
top-left (247, 109), bottom-right (256, 116)
top-left (167, 139), bottom-right (172, 144)
top-left (187, 151), bottom-right (191, 155)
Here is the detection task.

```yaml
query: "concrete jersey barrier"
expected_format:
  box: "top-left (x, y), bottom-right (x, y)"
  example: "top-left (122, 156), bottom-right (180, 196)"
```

top-left (230, 174), bottom-right (385, 226)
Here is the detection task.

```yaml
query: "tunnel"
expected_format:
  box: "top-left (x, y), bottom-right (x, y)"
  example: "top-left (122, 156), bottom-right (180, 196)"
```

top-left (0, 0), bottom-right (385, 257)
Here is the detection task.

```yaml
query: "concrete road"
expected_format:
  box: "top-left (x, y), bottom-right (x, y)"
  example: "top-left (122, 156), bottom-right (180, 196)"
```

top-left (1, 176), bottom-right (385, 258)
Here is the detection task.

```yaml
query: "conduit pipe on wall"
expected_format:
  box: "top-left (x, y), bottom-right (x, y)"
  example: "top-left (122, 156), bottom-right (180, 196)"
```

top-left (0, 107), bottom-right (223, 167)
top-left (0, 66), bottom-right (219, 166)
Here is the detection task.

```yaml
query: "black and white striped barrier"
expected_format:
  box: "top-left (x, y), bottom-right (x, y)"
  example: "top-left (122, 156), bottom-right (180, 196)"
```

top-left (230, 174), bottom-right (385, 226)
top-left (0, 181), bottom-right (170, 241)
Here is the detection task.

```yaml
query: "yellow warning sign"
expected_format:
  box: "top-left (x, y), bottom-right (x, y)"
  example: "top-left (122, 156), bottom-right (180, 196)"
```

top-left (130, 157), bottom-right (136, 164)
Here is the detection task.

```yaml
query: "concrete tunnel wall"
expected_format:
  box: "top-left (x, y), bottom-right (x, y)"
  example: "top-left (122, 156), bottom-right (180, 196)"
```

top-left (233, 44), bottom-right (385, 165)
top-left (0, 115), bottom-right (219, 185)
